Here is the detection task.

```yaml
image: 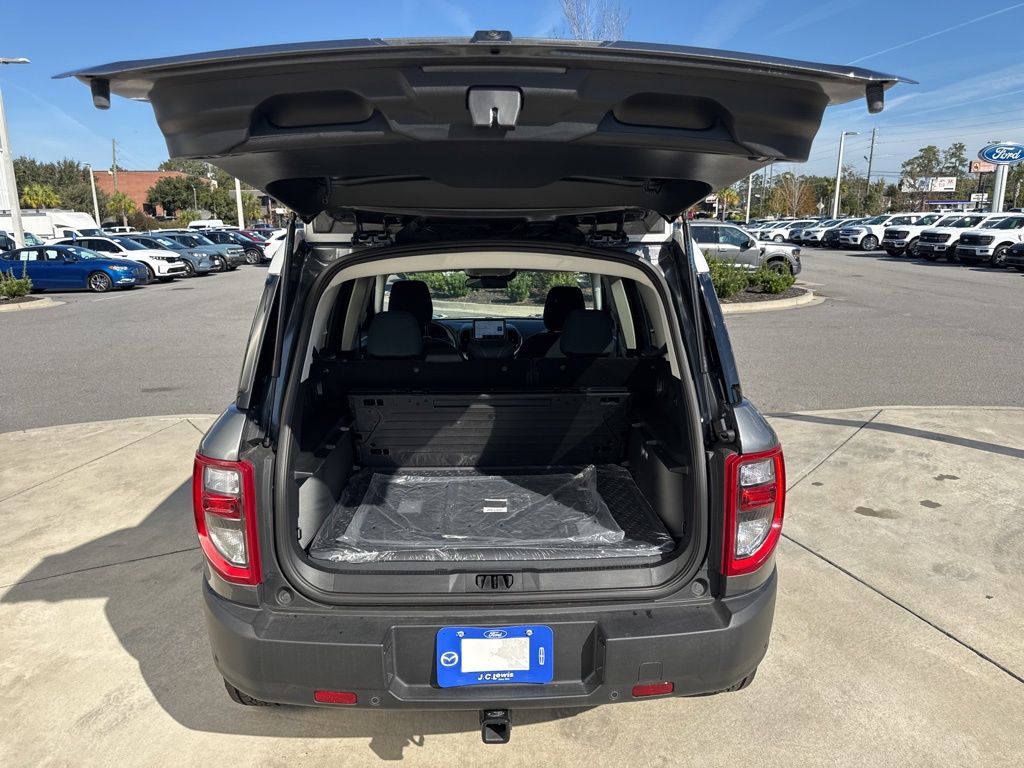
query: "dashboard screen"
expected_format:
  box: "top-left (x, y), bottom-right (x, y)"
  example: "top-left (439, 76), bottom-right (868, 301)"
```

top-left (473, 319), bottom-right (506, 341)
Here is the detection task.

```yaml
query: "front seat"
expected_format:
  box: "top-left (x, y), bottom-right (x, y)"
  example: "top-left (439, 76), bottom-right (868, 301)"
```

top-left (387, 279), bottom-right (462, 360)
top-left (517, 285), bottom-right (586, 358)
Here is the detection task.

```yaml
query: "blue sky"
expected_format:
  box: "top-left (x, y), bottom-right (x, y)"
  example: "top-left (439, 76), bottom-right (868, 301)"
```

top-left (3, 0), bottom-right (1024, 183)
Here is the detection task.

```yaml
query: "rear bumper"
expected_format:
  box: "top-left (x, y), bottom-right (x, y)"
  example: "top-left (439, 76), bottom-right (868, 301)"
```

top-left (204, 569), bottom-right (777, 710)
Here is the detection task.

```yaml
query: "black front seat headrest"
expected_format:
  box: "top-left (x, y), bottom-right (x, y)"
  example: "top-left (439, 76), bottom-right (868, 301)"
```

top-left (543, 285), bottom-right (586, 331)
top-left (560, 309), bottom-right (615, 357)
top-left (366, 311), bottom-right (423, 359)
top-left (387, 280), bottom-right (434, 330)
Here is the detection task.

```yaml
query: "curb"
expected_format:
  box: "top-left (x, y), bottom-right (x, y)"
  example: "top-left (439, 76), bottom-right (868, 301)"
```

top-left (0, 297), bottom-right (64, 314)
top-left (720, 288), bottom-right (821, 315)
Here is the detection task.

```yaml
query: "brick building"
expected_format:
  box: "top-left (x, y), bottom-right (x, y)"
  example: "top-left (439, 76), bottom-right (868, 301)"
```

top-left (93, 170), bottom-right (189, 217)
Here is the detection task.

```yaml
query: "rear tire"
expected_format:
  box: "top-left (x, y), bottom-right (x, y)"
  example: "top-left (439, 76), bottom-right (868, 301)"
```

top-left (861, 234), bottom-right (879, 251)
top-left (244, 248), bottom-right (261, 265)
top-left (87, 271), bottom-right (112, 293)
top-left (772, 234), bottom-right (784, 242)
top-left (224, 680), bottom-right (275, 707)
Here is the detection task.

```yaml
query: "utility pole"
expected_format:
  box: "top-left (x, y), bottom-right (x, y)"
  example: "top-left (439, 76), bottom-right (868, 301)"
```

top-left (234, 177), bottom-right (245, 229)
top-left (863, 127), bottom-right (877, 213)
top-left (745, 172), bottom-right (753, 223)
top-left (84, 163), bottom-right (100, 226)
top-left (0, 56), bottom-right (30, 248)
top-left (111, 139), bottom-right (118, 192)
top-left (832, 130), bottom-right (859, 219)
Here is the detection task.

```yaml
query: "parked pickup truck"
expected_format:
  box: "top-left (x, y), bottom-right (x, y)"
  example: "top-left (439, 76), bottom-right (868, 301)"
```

top-left (839, 213), bottom-right (923, 251)
top-left (880, 213), bottom-right (952, 257)
top-left (917, 213), bottom-right (1005, 261)
top-left (955, 214), bottom-right (1024, 266)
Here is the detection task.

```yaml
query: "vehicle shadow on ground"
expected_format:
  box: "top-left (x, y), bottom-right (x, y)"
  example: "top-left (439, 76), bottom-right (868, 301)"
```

top-left (836, 251), bottom-right (1008, 272)
top-left (1, 481), bottom-right (585, 759)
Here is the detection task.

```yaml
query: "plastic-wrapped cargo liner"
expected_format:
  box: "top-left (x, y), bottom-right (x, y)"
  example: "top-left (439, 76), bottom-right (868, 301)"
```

top-left (309, 465), bottom-right (675, 563)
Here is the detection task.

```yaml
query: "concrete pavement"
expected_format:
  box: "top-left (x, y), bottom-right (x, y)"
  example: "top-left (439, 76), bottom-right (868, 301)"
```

top-left (1, 409), bottom-right (1022, 766)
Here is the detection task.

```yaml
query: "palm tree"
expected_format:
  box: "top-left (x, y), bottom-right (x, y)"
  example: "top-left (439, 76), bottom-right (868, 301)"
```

top-left (19, 182), bottom-right (61, 209)
top-left (107, 192), bottom-right (136, 227)
top-left (718, 187), bottom-right (741, 218)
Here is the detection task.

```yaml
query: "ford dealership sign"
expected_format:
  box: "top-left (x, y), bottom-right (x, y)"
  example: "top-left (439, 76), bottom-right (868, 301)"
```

top-left (978, 143), bottom-right (1024, 165)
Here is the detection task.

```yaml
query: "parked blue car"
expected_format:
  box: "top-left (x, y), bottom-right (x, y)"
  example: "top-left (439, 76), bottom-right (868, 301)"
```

top-left (0, 244), bottom-right (148, 292)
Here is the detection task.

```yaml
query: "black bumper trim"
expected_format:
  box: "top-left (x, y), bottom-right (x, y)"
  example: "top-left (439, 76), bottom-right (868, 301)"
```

top-left (203, 569), bottom-right (777, 710)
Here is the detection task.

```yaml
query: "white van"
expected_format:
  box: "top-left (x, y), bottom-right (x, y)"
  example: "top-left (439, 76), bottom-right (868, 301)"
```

top-left (188, 218), bottom-right (225, 229)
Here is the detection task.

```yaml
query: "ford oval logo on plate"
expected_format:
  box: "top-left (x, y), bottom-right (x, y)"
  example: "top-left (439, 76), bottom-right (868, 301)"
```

top-left (978, 143), bottom-right (1024, 165)
top-left (483, 629), bottom-right (508, 639)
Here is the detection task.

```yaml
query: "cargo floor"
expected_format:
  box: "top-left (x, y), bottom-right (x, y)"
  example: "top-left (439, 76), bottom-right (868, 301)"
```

top-left (308, 464), bottom-right (675, 563)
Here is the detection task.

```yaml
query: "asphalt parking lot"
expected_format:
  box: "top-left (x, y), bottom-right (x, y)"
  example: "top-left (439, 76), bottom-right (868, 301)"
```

top-left (1, 249), bottom-right (1022, 431)
top-left (1, 248), bottom-right (1022, 766)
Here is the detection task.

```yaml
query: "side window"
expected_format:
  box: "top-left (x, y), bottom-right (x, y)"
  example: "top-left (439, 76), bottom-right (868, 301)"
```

top-left (691, 227), bottom-right (715, 244)
top-left (19, 249), bottom-right (39, 262)
top-left (91, 239), bottom-right (116, 253)
top-left (43, 249), bottom-right (65, 261)
top-left (718, 227), bottom-right (749, 246)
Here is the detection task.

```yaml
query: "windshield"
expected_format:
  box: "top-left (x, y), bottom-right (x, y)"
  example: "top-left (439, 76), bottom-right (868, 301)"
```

top-left (64, 246), bottom-right (102, 260)
top-left (990, 216), bottom-right (1024, 230)
top-left (917, 214), bottom-right (942, 225)
top-left (111, 236), bottom-right (147, 251)
top-left (932, 216), bottom-right (960, 227)
top-left (180, 234), bottom-right (213, 247)
top-left (889, 216), bottom-right (916, 225)
top-left (385, 270), bottom-right (595, 318)
top-left (862, 215), bottom-right (889, 225)
top-left (153, 237), bottom-right (185, 249)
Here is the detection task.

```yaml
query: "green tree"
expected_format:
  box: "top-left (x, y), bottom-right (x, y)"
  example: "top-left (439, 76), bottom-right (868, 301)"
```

top-left (12, 156), bottom-right (109, 218)
top-left (146, 176), bottom-right (198, 215)
top-left (19, 182), bottom-right (61, 209)
top-left (107, 192), bottom-right (136, 226)
top-left (241, 192), bottom-right (263, 224)
top-left (899, 145), bottom-right (942, 210)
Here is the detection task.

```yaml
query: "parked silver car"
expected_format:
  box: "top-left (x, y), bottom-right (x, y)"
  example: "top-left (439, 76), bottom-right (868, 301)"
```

top-left (690, 221), bottom-right (802, 274)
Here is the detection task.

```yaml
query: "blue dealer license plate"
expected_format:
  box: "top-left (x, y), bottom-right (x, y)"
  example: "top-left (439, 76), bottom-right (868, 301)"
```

top-left (435, 625), bottom-right (554, 688)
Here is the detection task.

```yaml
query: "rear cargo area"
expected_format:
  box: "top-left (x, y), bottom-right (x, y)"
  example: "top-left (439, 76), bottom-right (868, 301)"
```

top-left (309, 464), bottom-right (673, 563)
top-left (291, 357), bottom-right (696, 571)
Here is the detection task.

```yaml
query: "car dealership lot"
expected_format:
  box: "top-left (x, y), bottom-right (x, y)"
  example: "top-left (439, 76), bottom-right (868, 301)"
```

top-left (1, 248), bottom-right (1022, 765)
top-left (2, 249), bottom-right (1022, 431)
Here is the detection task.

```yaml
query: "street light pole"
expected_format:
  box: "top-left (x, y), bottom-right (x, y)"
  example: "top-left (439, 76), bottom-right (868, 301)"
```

top-left (745, 172), bottom-right (753, 223)
top-left (234, 177), bottom-right (245, 229)
top-left (191, 184), bottom-right (197, 212)
top-left (83, 163), bottom-right (100, 226)
top-left (0, 56), bottom-right (30, 247)
top-left (831, 130), bottom-right (859, 219)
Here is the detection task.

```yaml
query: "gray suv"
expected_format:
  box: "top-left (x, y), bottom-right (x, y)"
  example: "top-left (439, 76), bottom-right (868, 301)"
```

top-left (64, 33), bottom-right (902, 741)
top-left (690, 221), bottom-right (802, 275)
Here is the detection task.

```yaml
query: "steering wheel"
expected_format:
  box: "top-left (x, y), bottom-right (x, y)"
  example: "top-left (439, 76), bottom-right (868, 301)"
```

top-left (428, 320), bottom-right (459, 349)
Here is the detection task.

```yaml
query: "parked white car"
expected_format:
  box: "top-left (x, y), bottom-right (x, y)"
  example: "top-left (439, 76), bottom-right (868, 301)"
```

top-left (838, 213), bottom-right (923, 251)
top-left (916, 213), bottom-right (1005, 261)
top-left (763, 219), bottom-right (817, 242)
top-left (955, 214), bottom-right (1024, 267)
top-left (880, 212), bottom-right (955, 257)
top-left (796, 218), bottom-right (857, 247)
top-left (53, 235), bottom-right (188, 281)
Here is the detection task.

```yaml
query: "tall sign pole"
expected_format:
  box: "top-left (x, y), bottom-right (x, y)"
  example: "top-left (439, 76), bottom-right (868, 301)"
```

top-left (0, 57), bottom-right (30, 247)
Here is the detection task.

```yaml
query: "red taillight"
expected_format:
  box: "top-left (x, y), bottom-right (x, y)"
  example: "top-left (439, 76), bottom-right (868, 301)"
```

top-left (192, 454), bottom-right (261, 585)
top-left (632, 682), bottom-right (674, 697)
top-left (314, 690), bottom-right (358, 705)
top-left (722, 446), bottom-right (786, 577)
